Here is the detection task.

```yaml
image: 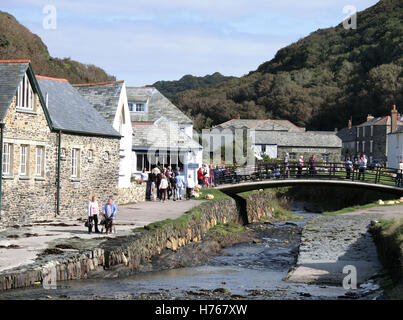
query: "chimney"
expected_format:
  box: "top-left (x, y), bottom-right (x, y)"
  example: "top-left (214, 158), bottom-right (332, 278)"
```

top-left (391, 104), bottom-right (398, 132)
top-left (367, 114), bottom-right (374, 121)
top-left (348, 119), bottom-right (352, 129)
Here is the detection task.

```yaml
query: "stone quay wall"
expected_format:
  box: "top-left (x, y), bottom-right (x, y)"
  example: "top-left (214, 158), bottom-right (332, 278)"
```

top-left (117, 182), bottom-right (146, 205)
top-left (0, 192), bottom-right (274, 291)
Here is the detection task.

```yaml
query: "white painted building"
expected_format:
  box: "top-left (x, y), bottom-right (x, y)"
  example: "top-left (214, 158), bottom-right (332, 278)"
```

top-left (387, 126), bottom-right (403, 169)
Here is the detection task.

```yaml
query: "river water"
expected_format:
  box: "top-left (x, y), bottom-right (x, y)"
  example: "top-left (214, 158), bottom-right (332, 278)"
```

top-left (0, 209), bottom-right (384, 300)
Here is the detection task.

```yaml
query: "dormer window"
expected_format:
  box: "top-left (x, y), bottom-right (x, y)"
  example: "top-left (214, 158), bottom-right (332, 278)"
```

top-left (129, 102), bottom-right (146, 113)
top-left (16, 73), bottom-right (35, 110)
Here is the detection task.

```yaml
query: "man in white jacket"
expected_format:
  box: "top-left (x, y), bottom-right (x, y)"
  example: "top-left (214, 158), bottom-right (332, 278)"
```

top-left (186, 174), bottom-right (195, 200)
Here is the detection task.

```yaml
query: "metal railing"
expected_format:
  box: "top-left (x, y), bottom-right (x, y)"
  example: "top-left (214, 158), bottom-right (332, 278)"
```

top-left (210, 162), bottom-right (403, 188)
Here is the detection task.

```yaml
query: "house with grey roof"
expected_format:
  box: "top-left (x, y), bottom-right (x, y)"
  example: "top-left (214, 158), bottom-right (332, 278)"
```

top-left (212, 118), bottom-right (341, 163)
top-left (73, 81), bottom-right (133, 188)
top-left (0, 59), bottom-right (121, 227)
top-left (338, 106), bottom-right (403, 166)
top-left (126, 87), bottom-right (202, 182)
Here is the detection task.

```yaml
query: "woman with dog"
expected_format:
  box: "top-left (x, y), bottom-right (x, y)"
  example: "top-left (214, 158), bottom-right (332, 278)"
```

top-left (102, 198), bottom-right (117, 234)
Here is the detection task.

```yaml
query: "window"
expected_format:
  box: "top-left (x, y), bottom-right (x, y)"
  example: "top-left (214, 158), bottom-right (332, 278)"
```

top-left (20, 145), bottom-right (28, 176)
top-left (370, 125), bottom-right (374, 136)
top-left (261, 145), bottom-right (266, 153)
top-left (370, 140), bottom-right (373, 153)
top-left (129, 102), bottom-right (146, 113)
top-left (88, 149), bottom-right (93, 161)
top-left (289, 153), bottom-right (296, 160)
top-left (35, 146), bottom-right (45, 177)
top-left (362, 127), bottom-right (365, 137)
top-left (2, 143), bottom-right (12, 175)
top-left (362, 141), bottom-right (366, 153)
top-left (16, 73), bottom-right (35, 110)
top-left (72, 148), bottom-right (80, 178)
top-left (356, 141), bottom-right (359, 152)
top-left (357, 129), bottom-right (359, 138)
top-left (322, 154), bottom-right (329, 162)
top-left (103, 151), bottom-right (109, 161)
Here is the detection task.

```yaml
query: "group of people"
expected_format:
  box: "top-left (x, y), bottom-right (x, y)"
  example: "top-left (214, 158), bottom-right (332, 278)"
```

top-left (344, 154), bottom-right (368, 180)
top-left (87, 196), bottom-right (117, 234)
top-left (143, 166), bottom-right (195, 202)
top-left (197, 164), bottom-right (232, 187)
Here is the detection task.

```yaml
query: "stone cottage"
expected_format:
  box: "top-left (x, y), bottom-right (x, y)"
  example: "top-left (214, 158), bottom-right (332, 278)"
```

top-left (212, 118), bottom-right (341, 162)
top-left (0, 60), bottom-right (121, 226)
top-left (126, 86), bottom-right (202, 182)
top-left (73, 81), bottom-right (133, 188)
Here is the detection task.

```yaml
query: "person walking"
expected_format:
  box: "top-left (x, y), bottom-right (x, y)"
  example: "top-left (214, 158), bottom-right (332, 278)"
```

top-left (186, 174), bottom-right (195, 200)
top-left (87, 195), bottom-right (100, 234)
top-left (102, 198), bottom-right (117, 234)
top-left (345, 156), bottom-right (353, 179)
top-left (159, 175), bottom-right (169, 202)
top-left (175, 172), bottom-right (184, 200)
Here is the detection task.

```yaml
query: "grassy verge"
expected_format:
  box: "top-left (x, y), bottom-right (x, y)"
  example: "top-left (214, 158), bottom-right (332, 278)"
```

top-left (145, 206), bottom-right (203, 231)
top-left (193, 188), bottom-right (230, 201)
top-left (322, 200), bottom-right (403, 216)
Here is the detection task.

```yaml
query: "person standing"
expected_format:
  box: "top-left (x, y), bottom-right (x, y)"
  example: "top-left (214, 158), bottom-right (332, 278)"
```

top-left (197, 167), bottom-right (204, 187)
top-left (284, 152), bottom-right (290, 178)
top-left (358, 154), bottom-right (367, 181)
top-left (175, 172), bottom-right (184, 200)
top-left (88, 195), bottom-right (100, 234)
top-left (396, 160), bottom-right (403, 187)
top-left (297, 156), bottom-right (304, 178)
top-left (140, 168), bottom-right (148, 182)
top-left (308, 155), bottom-right (316, 176)
top-left (102, 198), bottom-right (117, 234)
top-left (186, 173), bottom-right (195, 200)
top-left (159, 175), bottom-right (169, 202)
top-left (345, 156), bottom-right (353, 180)
top-left (168, 173), bottom-right (177, 200)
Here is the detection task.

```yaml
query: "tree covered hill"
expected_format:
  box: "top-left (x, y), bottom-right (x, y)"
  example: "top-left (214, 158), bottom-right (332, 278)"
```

top-left (172, 0), bottom-right (402, 131)
top-left (0, 11), bottom-right (115, 84)
top-left (151, 72), bottom-right (236, 100)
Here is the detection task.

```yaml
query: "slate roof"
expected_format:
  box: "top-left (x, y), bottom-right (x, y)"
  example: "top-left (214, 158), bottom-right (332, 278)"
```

top-left (36, 76), bottom-right (120, 137)
top-left (254, 130), bottom-right (341, 148)
top-left (126, 87), bottom-right (192, 124)
top-left (0, 60), bottom-right (30, 121)
top-left (336, 127), bottom-right (357, 142)
top-left (73, 81), bottom-right (124, 124)
top-left (214, 119), bottom-right (304, 132)
top-left (132, 117), bottom-right (201, 150)
top-left (357, 116), bottom-right (403, 127)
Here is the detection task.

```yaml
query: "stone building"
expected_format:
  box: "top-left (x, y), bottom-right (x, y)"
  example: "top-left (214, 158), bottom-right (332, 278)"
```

top-left (338, 106), bottom-right (403, 166)
top-left (336, 120), bottom-right (357, 161)
top-left (73, 81), bottom-right (133, 188)
top-left (127, 86), bottom-right (202, 182)
top-left (212, 118), bottom-right (341, 163)
top-left (0, 60), bottom-right (121, 226)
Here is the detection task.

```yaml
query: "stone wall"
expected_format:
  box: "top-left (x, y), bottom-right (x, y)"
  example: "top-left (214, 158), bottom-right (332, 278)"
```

top-left (0, 95), bottom-right (57, 226)
top-left (0, 191), bottom-right (275, 291)
top-left (58, 133), bottom-right (120, 218)
top-left (117, 182), bottom-right (146, 205)
top-left (245, 190), bottom-right (273, 223)
top-left (0, 94), bottom-right (121, 226)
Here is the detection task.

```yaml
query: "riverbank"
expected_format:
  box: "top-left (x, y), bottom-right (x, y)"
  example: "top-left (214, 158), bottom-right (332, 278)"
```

top-left (0, 189), bottom-right (280, 292)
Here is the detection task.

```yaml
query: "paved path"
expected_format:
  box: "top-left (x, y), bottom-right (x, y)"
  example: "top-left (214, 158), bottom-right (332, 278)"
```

top-left (0, 199), bottom-right (202, 273)
top-left (340, 204), bottom-right (403, 220)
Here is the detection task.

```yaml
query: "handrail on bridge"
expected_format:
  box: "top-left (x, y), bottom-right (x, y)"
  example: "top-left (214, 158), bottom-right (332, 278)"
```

top-left (212, 161), bottom-right (403, 189)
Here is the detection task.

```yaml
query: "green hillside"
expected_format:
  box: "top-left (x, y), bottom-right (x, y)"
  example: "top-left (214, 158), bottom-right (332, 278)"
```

top-left (173, 0), bottom-right (402, 131)
top-left (151, 72), bottom-right (235, 100)
top-left (0, 11), bottom-right (115, 84)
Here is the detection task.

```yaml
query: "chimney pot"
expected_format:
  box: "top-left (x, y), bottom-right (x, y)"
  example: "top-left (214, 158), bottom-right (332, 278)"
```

top-left (367, 114), bottom-right (374, 122)
top-left (348, 119), bottom-right (352, 129)
top-left (391, 105), bottom-right (398, 132)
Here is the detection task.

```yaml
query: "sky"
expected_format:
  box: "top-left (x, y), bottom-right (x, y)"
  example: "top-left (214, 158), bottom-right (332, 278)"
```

top-left (1, 0), bottom-right (379, 85)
